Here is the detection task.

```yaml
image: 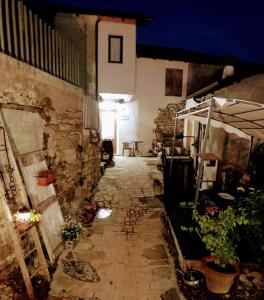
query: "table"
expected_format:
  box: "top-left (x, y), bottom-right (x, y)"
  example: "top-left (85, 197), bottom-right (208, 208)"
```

top-left (132, 141), bottom-right (143, 156)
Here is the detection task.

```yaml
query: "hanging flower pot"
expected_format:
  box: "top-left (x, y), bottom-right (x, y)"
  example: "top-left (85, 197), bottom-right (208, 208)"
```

top-left (14, 207), bottom-right (41, 231)
top-left (37, 169), bottom-right (57, 186)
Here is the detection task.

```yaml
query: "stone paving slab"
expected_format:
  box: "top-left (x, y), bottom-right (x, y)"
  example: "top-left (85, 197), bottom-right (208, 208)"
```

top-left (48, 157), bottom-right (184, 300)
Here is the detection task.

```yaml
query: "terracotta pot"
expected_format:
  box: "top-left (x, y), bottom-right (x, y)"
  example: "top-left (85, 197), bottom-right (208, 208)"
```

top-left (37, 169), bottom-right (56, 185)
top-left (15, 220), bottom-right (35, 231)
top-left (202, 256), bottom-right (239, 294)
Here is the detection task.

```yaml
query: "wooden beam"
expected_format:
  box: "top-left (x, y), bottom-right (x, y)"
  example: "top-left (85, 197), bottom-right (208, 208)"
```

top-left (23, 5), bottom-right (29, 63)
top-left (29, 10), bottom-right (34, 65)
top-left (55, 31), bottom-right (59, 76)
top-left (52, 29), bottom-right (55, 75)
top-left (34, 14), bottom-right (39, 67)
top-left (18, 0), bottom-right (25, 60)
top-left (39, 18), bottom-right (44, 69)
top-left (5, 0), bottom-right (12, 55)
top-left (0, 0), bottom-right (5, 51)
top-left (58, 33), bottom-right (62, 78)
top-left (65, 39), bottom-right (69, 81)
top-left (11, 0), bottom-right (18, 58)
top-left (43, 22), bottom-right (48, 71)
top-left (48, 26), bottom-right (52, 73)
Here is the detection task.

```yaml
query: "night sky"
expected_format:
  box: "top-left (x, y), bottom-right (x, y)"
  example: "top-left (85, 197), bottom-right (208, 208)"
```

top-left (40, 0), bottom-right (264, 64)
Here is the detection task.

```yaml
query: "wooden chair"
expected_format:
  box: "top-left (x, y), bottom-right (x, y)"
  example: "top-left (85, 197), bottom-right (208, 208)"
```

top-left (122, 142), bottom-right (134, 156)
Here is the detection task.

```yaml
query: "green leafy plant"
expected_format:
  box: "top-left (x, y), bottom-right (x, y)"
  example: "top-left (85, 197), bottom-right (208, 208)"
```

top-left (237, 189), bottom-right (264, 265)
top-left (182, 207), bottom-right (249, 268)
top-left (60, 216), bottom-right (83, 241)
top-left (249, 142), bottom-right (264, 188)
top-left (29, 210), bottom-right (42, 222)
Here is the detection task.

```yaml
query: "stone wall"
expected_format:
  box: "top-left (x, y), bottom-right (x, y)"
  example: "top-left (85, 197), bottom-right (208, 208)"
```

top-left (154, 103), bottom-right (185, 144)
top-left (0, 53), bottom-right (101, 272)
top-left (212, 74), bottom-right (264, 103)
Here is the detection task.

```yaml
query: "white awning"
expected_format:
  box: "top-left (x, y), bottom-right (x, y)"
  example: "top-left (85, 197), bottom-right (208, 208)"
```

top-left (179, 97), bottom-right (264, 140)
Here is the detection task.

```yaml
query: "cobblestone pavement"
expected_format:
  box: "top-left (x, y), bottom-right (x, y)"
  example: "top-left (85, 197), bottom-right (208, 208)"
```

top-left (49, 156), bottom-right (183, 300)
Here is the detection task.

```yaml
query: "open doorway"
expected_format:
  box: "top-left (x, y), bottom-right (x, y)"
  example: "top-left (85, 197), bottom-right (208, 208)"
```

top-left (100, 109), bottom-right (117, 154)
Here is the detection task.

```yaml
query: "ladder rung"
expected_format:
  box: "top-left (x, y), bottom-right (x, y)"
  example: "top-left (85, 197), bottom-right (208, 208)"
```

top-left (30, 266), bottom-right (41, 279)
top-left (24, 247), bottom-right (37, 259)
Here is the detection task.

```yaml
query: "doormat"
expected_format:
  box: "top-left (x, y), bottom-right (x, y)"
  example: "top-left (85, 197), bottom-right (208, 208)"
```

top-left (63, 260), bottom-right (100, 282)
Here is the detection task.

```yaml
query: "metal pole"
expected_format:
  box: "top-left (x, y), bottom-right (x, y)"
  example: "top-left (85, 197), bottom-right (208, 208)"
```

top-left (194, 98), bottom-right (214, 205)
top-left (168, 104), bottom-right (179, 185)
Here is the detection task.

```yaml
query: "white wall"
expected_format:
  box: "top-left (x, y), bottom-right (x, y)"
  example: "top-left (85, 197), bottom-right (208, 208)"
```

top-left (98, 19), bottom-right (136, 95)
top-left (116, 58), bottom-right (188, 155)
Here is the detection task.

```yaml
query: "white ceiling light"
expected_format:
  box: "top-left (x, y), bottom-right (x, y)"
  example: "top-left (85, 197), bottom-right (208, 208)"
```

top-left (99, 93), bottom-right (133, 102)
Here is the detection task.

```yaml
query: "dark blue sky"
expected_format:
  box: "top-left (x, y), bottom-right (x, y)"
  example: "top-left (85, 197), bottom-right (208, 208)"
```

top-left (41, 0), bottom-right (264, 64)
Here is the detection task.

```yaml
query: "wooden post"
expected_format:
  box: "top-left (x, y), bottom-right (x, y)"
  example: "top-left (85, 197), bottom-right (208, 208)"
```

top-left (34, 14), bottom-right (39, 67)
top-left (31, 226), bottom-right (50, 282)
top-left (65, 39), bottom-right (69, 82)
top-left (39, 18), bottom-right (44, 70)
top-left (5, 0), bottom-right (12, 55)
top-left (48, 26), bottom-right (52, 73)
top-left (9, 224), bottom-right (35, 300)
top-left (58, 33), bottom-right (62, 78)
top-left (52, 29), bottom-right (56, 75)
top-left (11, 0), bottom-right (18, 58)
top-left (74, 47), bottom-right (78, 85)
top-left (69, 43), bottom-right (72, 83)
top-left (76, 51), bottom-right (80, 86)
top-left (43, 22), bottom-right (48, 71)
top-left (0, 0), bottom-right (5, 52)
top-left (55, 31), bottom-right (60, 77)
top-left (194, 99), bottom-right (214, 205)
top-left (18, 0), bottom-right (25, 60)
top-left (29, 10), bottom-right (34, 65)
top-left (62, 38), bottom-right (66, 79)
top-left (23, 5), bottom-right (29, 63)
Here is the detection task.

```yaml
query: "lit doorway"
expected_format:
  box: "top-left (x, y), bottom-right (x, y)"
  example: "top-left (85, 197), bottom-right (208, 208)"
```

top-left (100, 110), bottom-right (117, 154)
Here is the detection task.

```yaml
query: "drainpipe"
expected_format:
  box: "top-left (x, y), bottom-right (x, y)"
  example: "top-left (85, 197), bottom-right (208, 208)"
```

top-left (95, 16), bottom-right (102, 101)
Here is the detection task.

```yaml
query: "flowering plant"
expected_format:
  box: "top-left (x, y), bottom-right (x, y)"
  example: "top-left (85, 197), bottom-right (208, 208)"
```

top-left (60, 216), bottom-right (83, 241)
top-left (14, 207), bottom-right (41, 222)
top-left (205, 205), bottom-right (220, 217)
top-left (29, 210), bottom-right (42, 222)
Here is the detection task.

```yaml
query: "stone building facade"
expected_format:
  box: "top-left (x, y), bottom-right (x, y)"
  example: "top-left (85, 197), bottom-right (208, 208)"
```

top-left (0, 52), bottom-right (101, 271)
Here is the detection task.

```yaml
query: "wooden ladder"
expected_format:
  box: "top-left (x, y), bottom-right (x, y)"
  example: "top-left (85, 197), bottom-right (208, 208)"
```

top-left (9, 223), bottom-right (50, 299)
top-left (0, 166), bottom-right (50, 299)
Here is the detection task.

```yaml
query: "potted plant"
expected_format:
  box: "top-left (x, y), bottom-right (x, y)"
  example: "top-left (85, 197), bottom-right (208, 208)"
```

top-left (60, 216), bottom-right (83, 249)
top-left (14, 207), bottom-right (42, 231)
top-left (183, 206), bottom-right (248, 293)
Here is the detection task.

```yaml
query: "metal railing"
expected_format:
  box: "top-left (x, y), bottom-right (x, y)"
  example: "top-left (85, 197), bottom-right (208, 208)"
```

top-left (0, 0), bottom-right (80, 86)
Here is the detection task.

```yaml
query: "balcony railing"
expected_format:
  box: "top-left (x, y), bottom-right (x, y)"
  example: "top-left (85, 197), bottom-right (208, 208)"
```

top-left (0, 0), bottom-right (80, 86)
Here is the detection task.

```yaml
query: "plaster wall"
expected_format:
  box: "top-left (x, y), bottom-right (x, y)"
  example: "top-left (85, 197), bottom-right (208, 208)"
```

top-left (117, 58), bottom-right (188, 155)
top-left (98, 19), bottom-right (136, 95)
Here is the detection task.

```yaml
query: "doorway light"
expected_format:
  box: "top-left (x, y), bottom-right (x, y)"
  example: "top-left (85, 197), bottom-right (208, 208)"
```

top-left (99, 93), bottom-right (133, 102)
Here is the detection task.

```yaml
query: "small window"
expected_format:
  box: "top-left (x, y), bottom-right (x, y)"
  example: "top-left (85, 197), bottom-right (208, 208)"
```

top-left (165, 68), bottom-right (183, 96)
top-left (108, 35), bottom-right (123, 63)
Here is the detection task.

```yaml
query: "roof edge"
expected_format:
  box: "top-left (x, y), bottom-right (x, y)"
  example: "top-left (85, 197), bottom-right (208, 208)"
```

top-left (43, 4), bottom-right (154, 26)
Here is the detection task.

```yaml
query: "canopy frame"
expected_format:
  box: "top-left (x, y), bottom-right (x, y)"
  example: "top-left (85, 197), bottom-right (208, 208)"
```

top-left (170, 97), bottom-right (264, 205)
